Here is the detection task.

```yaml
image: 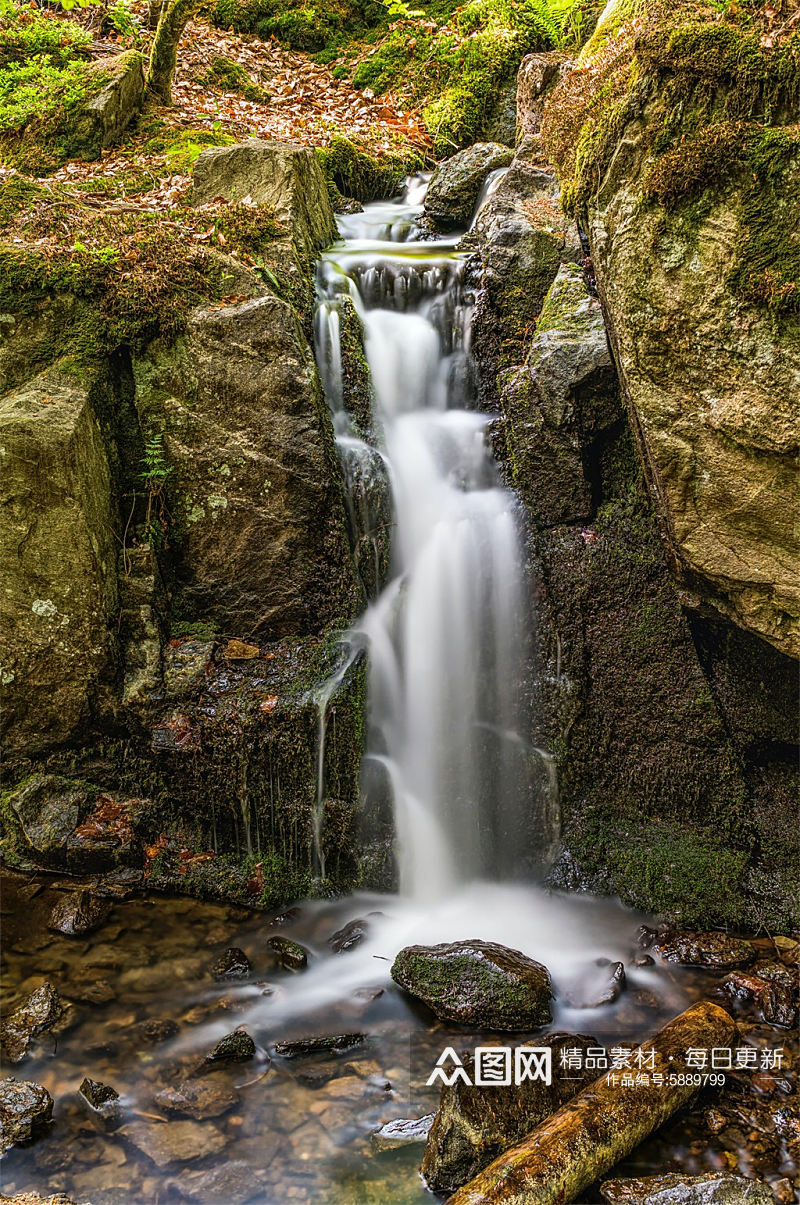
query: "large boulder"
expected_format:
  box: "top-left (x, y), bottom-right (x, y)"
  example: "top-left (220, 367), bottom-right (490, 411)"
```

top-left (0, 367), bottom-right (119, 757)
top-left (422, 1033), bottom-right (596, 1191)
top-left (133, 294), bottom-right (362, 638)
top-left (71, 51), bottom-right (146, 161)
top-left (541, 4), bottom-right (800, 658)
top-left (192, 139), bottom-right (337, 260)
top-left (0, 1078), bottom-right (54, 1153)
top-left (502, 261), bottom-right (620, 525)
top-left (516, 51), bottom-right (573, 137)
top-left (391, 940), bottom-right (552, 1029)
top-left (424, 142), bottom-right (514, 230)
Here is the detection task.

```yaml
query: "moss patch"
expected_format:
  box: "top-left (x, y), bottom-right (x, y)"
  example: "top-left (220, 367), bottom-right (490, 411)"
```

top-left (317, 134), bottom-right (422, 201)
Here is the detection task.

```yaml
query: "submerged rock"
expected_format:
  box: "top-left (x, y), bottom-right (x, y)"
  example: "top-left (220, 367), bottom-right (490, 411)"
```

top-left (154, 1079), bottom-right (238, 1121)
top-left (267, 936), bottom-right (309, 972)
top-left (210, 947), bottom-right (251, 980)
top-left (328, 918), bottom-right (369, 953)
top-left (78, 1076), bottom-right (120, 1123)
top-left (422, 1032), bottom-right (596, 1191)
top-left (49, 889), bottom-right (112, 937)
top-left (169, 1160), bottom-right (263, 1204)
top-left (600, 1172), bottom-right (775, 1204)
top-left (657, 932), bottom-right (757, 970)
top-left (424, 142), bottom-right (514, 230)
top-left (372, 1113), bottom-right (435, 1151)
top-left (391, 940), bottom-right (552, 1029)
top-left (0, 1077), bottom-right (54, 1152)
top-left (563, 960), bottom-right (626, 1009)
top-left (1, 982), bottom-right (64, 1065)
top-left (120, 1118), bottom-right (227, 1169)
top-left (272, 1033), bottom-right (365, 1058)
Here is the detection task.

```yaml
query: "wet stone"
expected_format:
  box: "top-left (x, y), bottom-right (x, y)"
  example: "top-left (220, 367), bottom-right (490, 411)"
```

top-left (0, 981), bottom-right (64, 1064)
top-left (136, 1018), bottom-right (179, 1044)
top-left (78, 1077), bottom-right (120, 1124)
top-left (372, 1113), bottom-right (435, 1151)
top-left (267, 936), bottom-right (309, 971)
top-left (49, 889), bottom-right (112, 937)
top-left (0, 1077), bottom-right (54, 1152)
top-left (204, 1027), bottom-right (256, 1065)
top-left (600, 1171), bottom-right (775, 1203)
top-left (163, 639), bottom-right (214, 698)
top-left (633, 954), bottom-right (655, 968)
top-left (154, 1078), bottom-right (238, 1120)
top-left (391, 940), bottom-right (552, 1029)
top-left (272, 1033), bottom-right (366, 1058)
top-left (656, 931), bottom-right (757, 969)
top-left (563, 959), bottom-right (626, 1008)
top-left (210, 947), bottom-right (251, 980)
top-left (120, 1118), bottom-right (227, 1168)
top-left (328, 918), bottom-right (370, 953)
top-left (268, 906), bottom-right (302, 927)
top-left (8, 774), bottom-right (86, 865)
top-left (66, 978), bottom-right (117, 1005)
top-left (170, 1159), bottom-right (263, 1204)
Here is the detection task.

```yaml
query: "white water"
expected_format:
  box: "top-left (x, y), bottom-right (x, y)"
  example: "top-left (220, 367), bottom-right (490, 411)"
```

top-left (317, 178), bottom-right (540, 901)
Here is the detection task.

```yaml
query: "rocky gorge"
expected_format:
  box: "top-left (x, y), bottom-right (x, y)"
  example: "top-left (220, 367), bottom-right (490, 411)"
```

top-left (0, 0), bottom-right (799, 1200)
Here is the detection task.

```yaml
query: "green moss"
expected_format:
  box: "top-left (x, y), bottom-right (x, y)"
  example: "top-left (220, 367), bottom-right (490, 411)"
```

top-left (143, 126), bottom-right (236, 172)
top-left (211, 0), bottom-right (382, 53)
top-left (0, 172), bottom-right (44, 227)
top-left (317, 135), bottom-right (422, 201)
top-left (0, 9), bottom-right (91, 69)
top-left (192, 54), bottom-right (269, 103)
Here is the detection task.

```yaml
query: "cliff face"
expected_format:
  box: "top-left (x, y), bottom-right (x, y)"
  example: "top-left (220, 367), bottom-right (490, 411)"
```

top-left (477, 11), bottom-right (800, 928)
top-left (0, 142), bottom-right (367, 903)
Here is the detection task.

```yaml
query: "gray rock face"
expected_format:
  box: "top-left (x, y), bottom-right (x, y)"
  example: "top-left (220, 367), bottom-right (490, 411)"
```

top-left (0, 1078), bottom-right (54, 1153)
top-left (600, 1172), bottom-right (775, 1204)
top-left (133, 294), bottom-right (361, 639)
top-left (424, 142), bottom-right (514, 230)
top-left (0, 369), bottom-right (118, 758)
top-left (502, 261), bottom-right (620, 526)
top-left (516, 51), bottom-right (573, 137)
top-left (73, 50), bottom-right (146, 160)
top-left (422, 1033), bottom-right (596, 1191)
top-left (391, 940), bottom-right (552, 1029)
top-left (0, 982), bottom-right (64, 1065)
top-left (192, 139), bottom-right (337, 259)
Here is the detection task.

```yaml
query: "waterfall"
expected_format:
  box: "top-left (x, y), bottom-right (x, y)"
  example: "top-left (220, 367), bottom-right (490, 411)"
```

top-left (316, 178), bottom-right (540, 901)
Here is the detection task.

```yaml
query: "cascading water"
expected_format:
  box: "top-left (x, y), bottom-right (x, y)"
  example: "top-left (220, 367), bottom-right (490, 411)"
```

top-left (316, 176), bottom-right (541, 900)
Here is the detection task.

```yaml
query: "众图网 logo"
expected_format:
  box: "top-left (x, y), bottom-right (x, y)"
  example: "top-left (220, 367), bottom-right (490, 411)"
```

top-left (426, 1046), bottom-right (552, 1087)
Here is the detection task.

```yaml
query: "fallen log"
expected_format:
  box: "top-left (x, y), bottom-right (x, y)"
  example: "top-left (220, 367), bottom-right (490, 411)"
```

top-left (448, 999), bottom-right (735, 1205)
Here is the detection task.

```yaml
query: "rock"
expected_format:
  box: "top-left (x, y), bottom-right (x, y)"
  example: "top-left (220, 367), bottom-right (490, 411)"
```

top-left (391, 940), bottom-right (552, 1029)
top-left (169, 1160), bottom-right (263, 1204)
top-left (328, 918), bottom-right (369, 953)
top-left (204, 1027), bottom-right (256, 1064)
top-left (133, 292), bottom-right (361, 639)
top-left (49, 890), bottom-right (112, 937)
top-left (423, 143), bottom-right (514, 230)
top-left (118, 543), bottom-right (165, 710)
top-left (516, 51), bottom-right (573, 137)
top-left (67, 978), bottom-right (117, 1005)
top-left (0, 368), bottom-right (118, 759)
top-left (163, 640), bottom-right (214, 699)
top-left (153, 1079), bottom-right (238, 1120)
top-left (267, 936), bottom-right (309, 972)
top-left (136, 1018), bottom-right (179, 1045)
top-left (761, 978), bottom-right (798, 1029)
top-left (5, 774), bottom-right (86, 865)
top-left (269, 906), bottom-right (302, 927)
top-left (224, 639), bottom-right (260, 660)
top-left (71, 51), bottom-right (145, 160)
top-left (600, 1172), bottom-right (775, 1204)
top-left (656, 931), bottom-right (757, 969)
top-left (372, 1113), bottom-right (435, 1151)
top-left (210, 947), bottom-right (251, 980)
top-left (633, 955), bottom-right (655, 968)
top-left (422, 1033), bottom-right (596, 1191)
top-left (78, 1077), bottom-right (120, 1123)
top-left (272, 1033), bottom-right (365, 1058)
top-left (0, 1078), bottom-right (54, 1153)
top-left (192, 138), bottom-right (337, 259)
top-left (1, 983), bottom-right (64, 1065)
top-left (64, 793), bottom-right (143, 873)
top-left (562, 960), bottom-right (626, 1009)
top-left (502, 261), bottom-right (621, 525)
top-left (120, 1119), bottom-right (227, 1169)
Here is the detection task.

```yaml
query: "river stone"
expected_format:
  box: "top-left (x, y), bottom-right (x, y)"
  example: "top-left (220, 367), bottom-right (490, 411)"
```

top-left (0, 368), bottom-right (119, 759)
top-left (170, 1160), bottom-right (263, 1204)
top-left (132, 293), bottom-right (361, 639)
top-left (502, 261), bottom-right (620, 526)
top-left (267, 936), bottom-right (309, 971)
top-left (422, 1032), bottom-right (596, 1191)
top-left (5, 774), bottom-right (86, 865)
top-left (391, 940), bottom-right (552, 1029)
top-left (1, 983), bottom-right (64, 1065)
top-left (210, 947), bottom-right (251, 980)
top-left (192, 138), bottom-right (337, 259)
top-left (120, 1119), bottom-right (227, 1168)
top-left (154, 1079), bottom-right (238, 1120)
top-left (372, 1113), bottom-right (434, 1151)
top-left (424, 142), bottom-right (514, 230)
top-left (0, 1078), bottom-right (54, 1153)
top-left (204, 1027), bottom-right (256, 1064)
top-left (78, 1077), bottom-right (120, 1123)
top-left (328, 917), bottom-right (369, 953)
top-left (49, 890), bottom-right (112, 937)
top-left (600, 1172), bottom-right (775, 1204)
top-left (656, 931), bottom-right (757, 969)
top-left (272, 1033), bottom-right (365, 1057)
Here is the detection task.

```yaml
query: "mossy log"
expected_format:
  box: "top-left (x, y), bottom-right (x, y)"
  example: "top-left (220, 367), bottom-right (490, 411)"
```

top-left (448, 1000), bottom-right (735, 1205)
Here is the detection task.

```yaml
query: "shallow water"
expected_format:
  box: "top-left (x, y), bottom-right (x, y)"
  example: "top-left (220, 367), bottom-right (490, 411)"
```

top-left (6, 871), bottom-right (796, 1204)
